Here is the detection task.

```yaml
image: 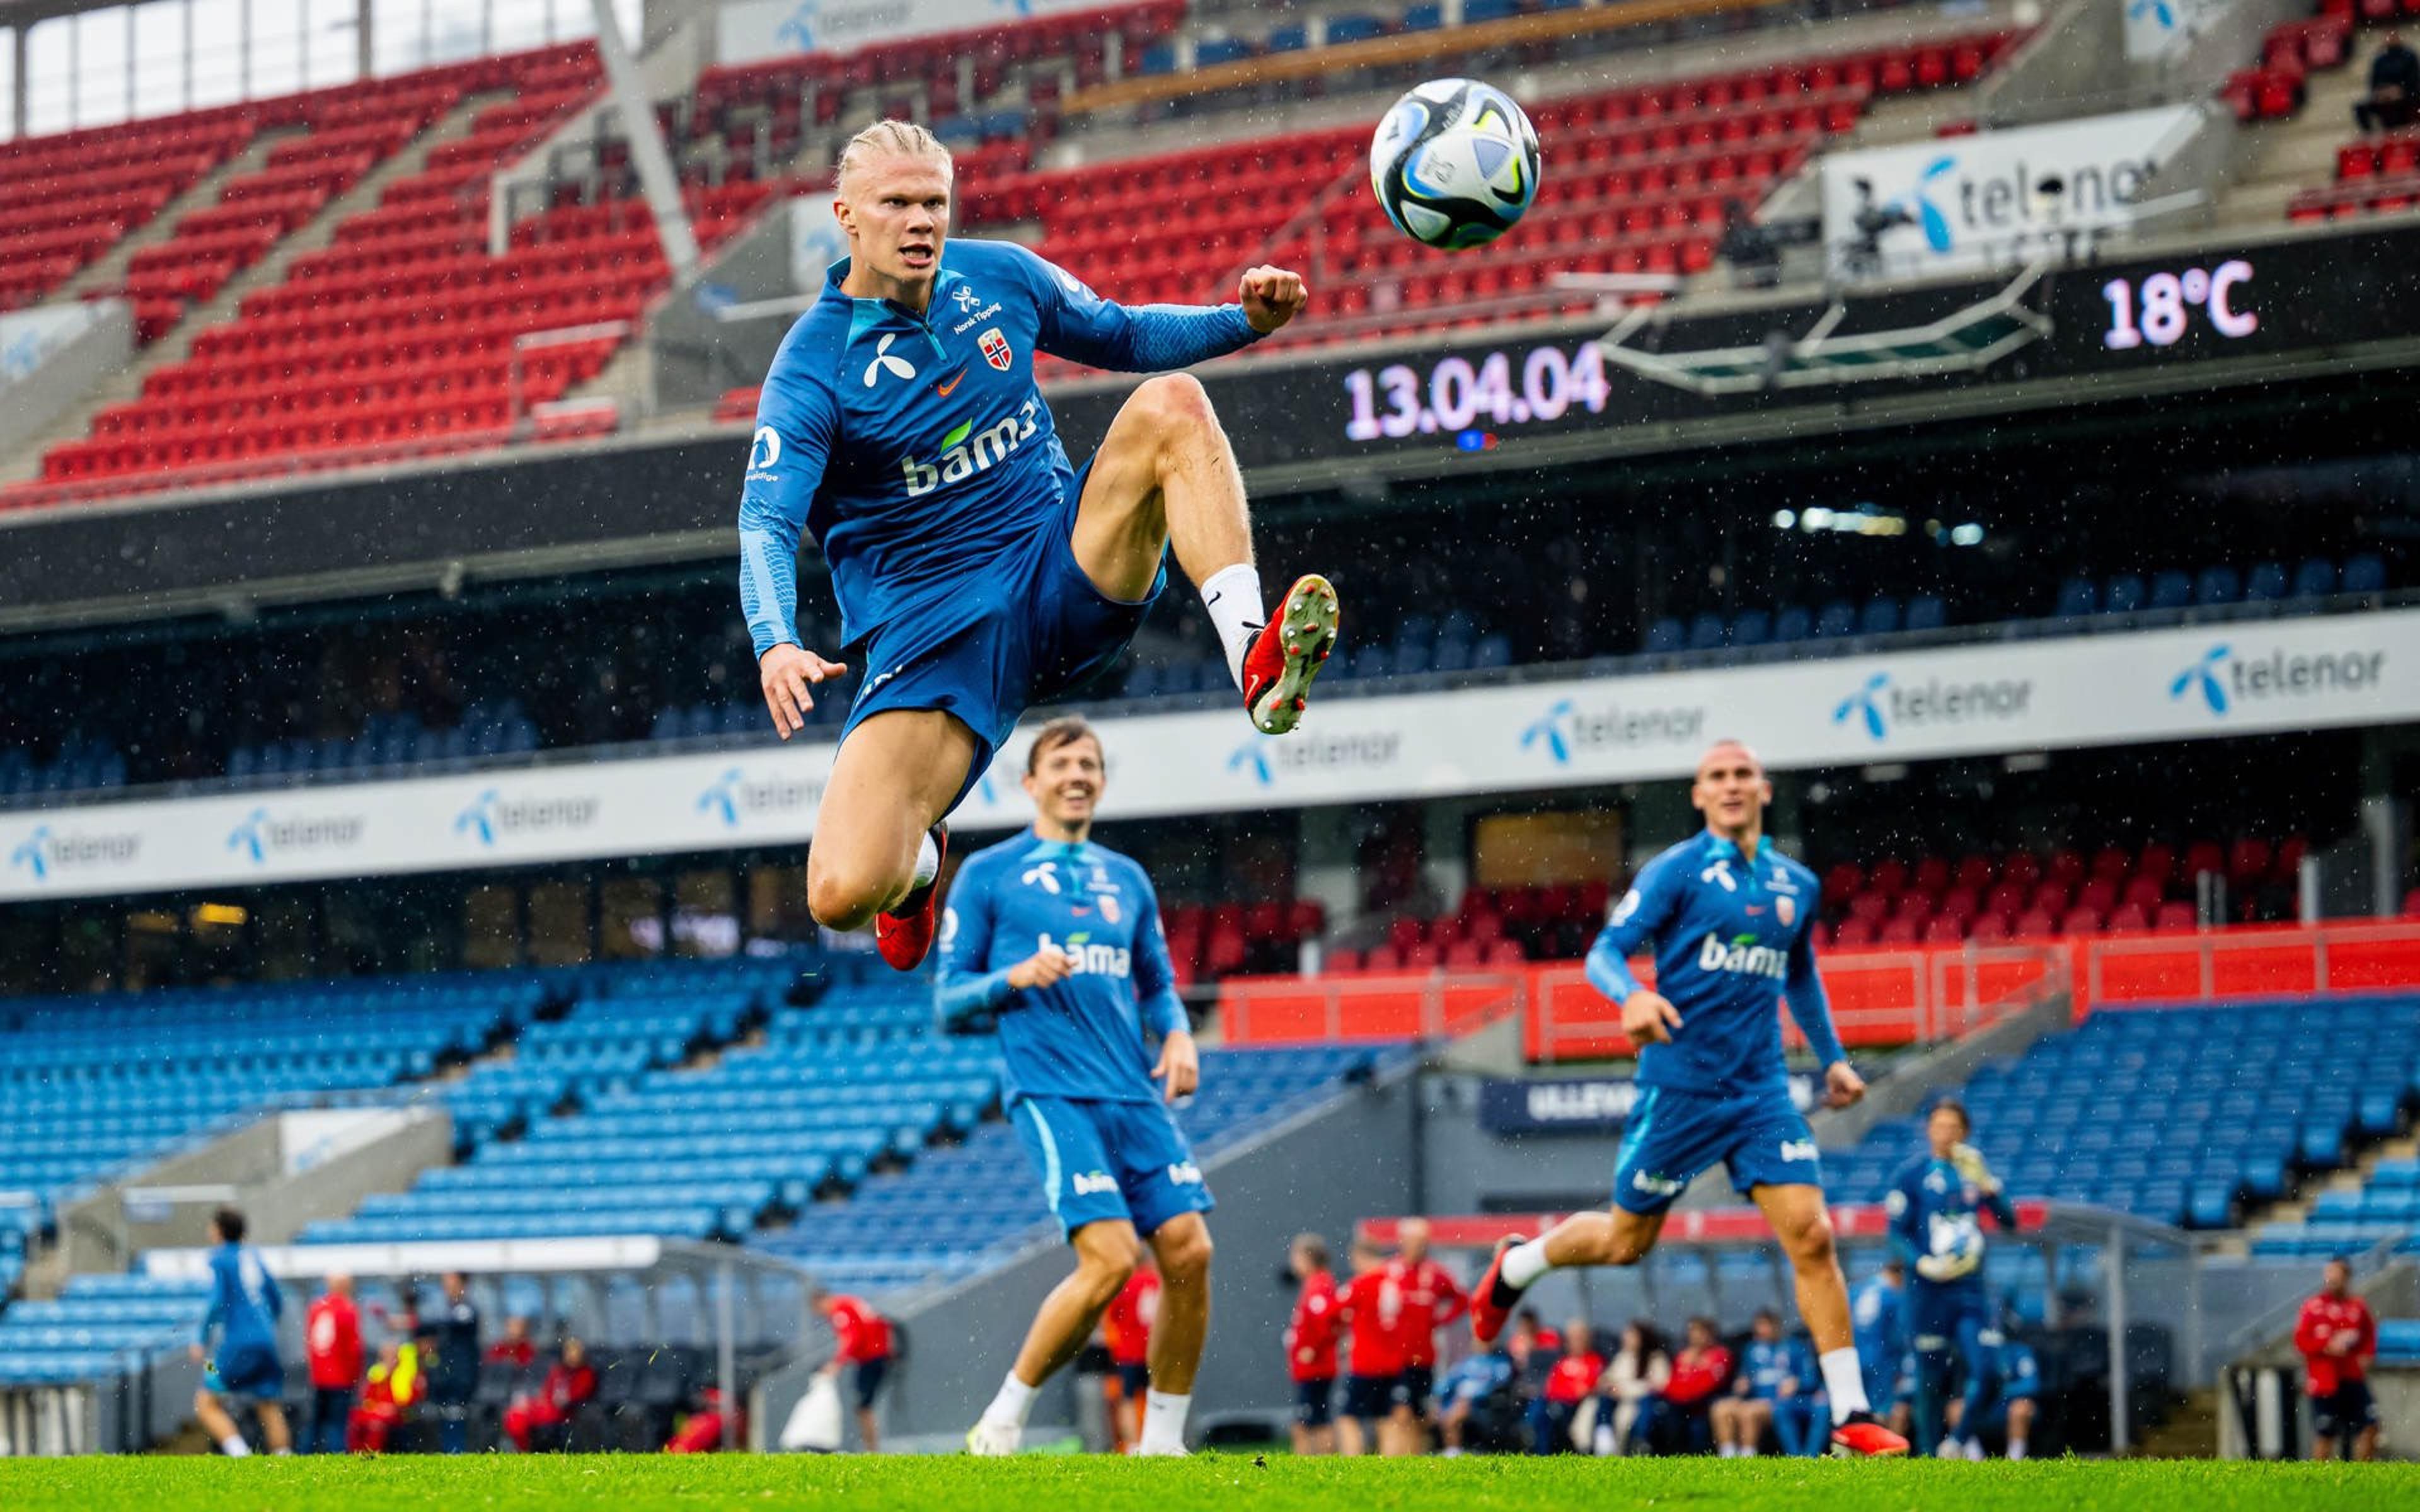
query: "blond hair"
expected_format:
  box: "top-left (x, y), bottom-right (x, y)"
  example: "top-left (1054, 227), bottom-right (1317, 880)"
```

top-left (836, 120), bottom-right (954, 198)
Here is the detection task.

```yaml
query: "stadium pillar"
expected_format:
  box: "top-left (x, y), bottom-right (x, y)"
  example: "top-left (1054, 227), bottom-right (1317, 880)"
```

top-left (587, 0), bottom-right (701, 282)
top-left (2108, 1224), bottom-right (2131, 1454)
top-left (716, 1258), bottom-right (737, 1450)
top-left (355, 0), bottom-right (371, 83)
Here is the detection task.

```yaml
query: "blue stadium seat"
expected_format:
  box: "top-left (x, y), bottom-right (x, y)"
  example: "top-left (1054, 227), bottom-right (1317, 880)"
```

top-left (2149, 570), bottom-right (2192, 612)
top-left (1267, 24), bottom-right (1310, 50)
top-left (2292, 558), bottom-right (2336, 599)
top-left (1813, 600), bottom-right (1857, 639)
top-left (2053, 577), bottom-right (2097, 618)
top-left (1644, 617), bottom-right (1684, 654)
top-left (1471, 633), bottom-right (1512, 669)
top-left (1324, 14), bottom-right (1388, 43)
top-left (1402, 4), bottom-right (1446, 30)
top-left (1857, 598), bottom-right (1901, 636)
top-left (2343, 553), bottom-right (2387, 595)
top-left (2194, 566), bottom-right (2240, 607)
top-left (1770, 605), bottom-right (1812, 643)
top-left (1731, 609), bottom-right (1771, 648)
top-left (1138, 42), bottom-right (1178, 73)
top-left (2102, 574), bottom-right (2146, 615)
top-left (1463, 0), bottom-right (1522, 18)
top-left (1194, 38), bottom-right (1255, 66)
top-left (2244, 562), bottom-right (2287, 602)
top-left (1685, 612), bottom-right (1726, 652)
top-left (1904, 595), bottom-right (1946, 633)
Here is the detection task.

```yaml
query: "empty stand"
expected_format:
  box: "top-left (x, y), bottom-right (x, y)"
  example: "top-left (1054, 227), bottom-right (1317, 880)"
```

top-left (0, 112), bottom-right (258, 315)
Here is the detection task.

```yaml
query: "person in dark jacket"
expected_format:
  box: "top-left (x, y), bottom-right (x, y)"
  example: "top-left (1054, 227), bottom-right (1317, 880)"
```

top-left (2355, 33), bottom-right (2420, 134)
top-left (420, 1272), bottom-right (481, 1453)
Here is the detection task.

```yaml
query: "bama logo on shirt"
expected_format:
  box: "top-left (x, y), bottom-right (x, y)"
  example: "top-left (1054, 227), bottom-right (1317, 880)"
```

top-left (1695, 931), bottom-right (1789, 982)
top-left (1039, 931), bottom-right (1131, 979)
top-left (900, 399), bottom-right (1040, 497)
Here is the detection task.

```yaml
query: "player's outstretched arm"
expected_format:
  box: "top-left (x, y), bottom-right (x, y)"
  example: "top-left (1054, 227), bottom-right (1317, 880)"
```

top-left (1134, 886), bottom-right (1196, 1102)
top-left (1782, 929), bottom-right (1857, 1105)
top-left (1586, 869), bottom-right (1683, 1045)
top-left (738, 362), bottom-right (845, 738)
top-left (1018, 243), bottom-right (1298, 373)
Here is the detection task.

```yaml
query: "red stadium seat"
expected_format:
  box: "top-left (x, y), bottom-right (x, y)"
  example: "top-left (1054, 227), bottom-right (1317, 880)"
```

top-left (2155, 902), bottom-right (2201, 932)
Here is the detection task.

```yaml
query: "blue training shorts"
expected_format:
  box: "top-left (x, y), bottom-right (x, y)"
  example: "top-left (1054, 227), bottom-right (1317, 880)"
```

top-left (1611, 1085), bottom-right (1824, 1215)
top-left (1908, 1279), bottom-right (1992, 1354)
top-left (839, 455), bottom-right (1167, 814)
top-left (1011, 1093), bottom-right (1213, 1239)
top-left (204, 1339), bottom-right (285, 1403)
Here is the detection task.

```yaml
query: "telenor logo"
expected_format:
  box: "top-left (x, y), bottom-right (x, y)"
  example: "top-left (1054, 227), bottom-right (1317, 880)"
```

top-left (1520, 698), bottom-right (1705, 765)
top-left (9, 825), bottom-right (52, 880)
top-left (455, 789), bottom-right (598, 847)
top-left (1833, 672), bottom-right (1893, 740)
top-left (2167, 642), bottom-right (2387, 718)
top-left (1227, 731), bottom-right (1402, 786)
top-left (696, 767), bottom-right (821, 829)
top-left (1888, 155), bottom-right (1959, 251)
top-left (1831, 669), bottom-right (2032, 743)
top-left (7, 823), bottom-right (139, 881)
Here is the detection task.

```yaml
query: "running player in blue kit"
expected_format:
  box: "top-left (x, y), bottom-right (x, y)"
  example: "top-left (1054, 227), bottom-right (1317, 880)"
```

top-left (938, 717), bottom-right (1213, 1456)
top-left (1468, 740), bottom-right (1909, 1457)
top-left (739, 122), bottom-right (1340, 973)
top-left (189, 1206), bottom-right (291, 1455)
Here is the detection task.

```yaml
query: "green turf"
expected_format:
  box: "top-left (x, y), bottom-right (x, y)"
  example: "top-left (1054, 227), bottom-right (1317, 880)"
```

top-left (2, 1454), bottom-right (2417, 1511)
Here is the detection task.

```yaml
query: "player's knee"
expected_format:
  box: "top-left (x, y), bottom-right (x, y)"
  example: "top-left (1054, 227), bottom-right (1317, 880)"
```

top-left (805, 855), bottom-right (893, 931)
top-left (1776, 1209), bottom-right (1838, 1269)
top-left (1130, 372), bottom-right (1217, 445)
top-left (1158, 1224), bottom-right (1213, 1285)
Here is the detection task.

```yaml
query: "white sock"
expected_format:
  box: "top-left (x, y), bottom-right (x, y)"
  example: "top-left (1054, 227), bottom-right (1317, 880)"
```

top-left (1139, 1389), bottom-right (1191, 1452)
top-left (219, 1435), bottom-right (250, 1457)
top-left (272, 1446), bottom-right (294, 1457)
top-left (2008, 1436), bottom-right (2028, 1460)
top-left (982, 1370), bottom-right (1037, 1428)
top-left (911, 832), bottom-right (941, 888)
top-left (1720, 1441), bottom-right (1741, 1457)
top-left (1200, 563), bottom-right (1265, 691)
top-left (1499, 1237), bottom-right (1553, 1292)
top-left (1818, 1348), bottom-right (1870, 1423)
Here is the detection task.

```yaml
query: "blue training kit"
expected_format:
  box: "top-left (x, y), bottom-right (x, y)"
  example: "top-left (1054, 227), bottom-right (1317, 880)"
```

top-left (1586, 830), bottom-right (1847, 1212)
top-left (1887, 1150), bottom-right (2020, 1450)
top-left (199, 1240), bottom-right (285, 1400)
top-left (936, 832), bottom-right (1211, 1237)
top-left (736, 239), bottom-right (1262, 808)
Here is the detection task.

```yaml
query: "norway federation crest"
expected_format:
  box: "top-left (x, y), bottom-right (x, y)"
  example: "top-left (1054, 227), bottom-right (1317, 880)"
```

top-left (979, 328), bottom-right (1013, 370)
top-left (1101, 894), bottom-right (1121, 924)
top-left (1777, 895), bottom-right (1796, 927)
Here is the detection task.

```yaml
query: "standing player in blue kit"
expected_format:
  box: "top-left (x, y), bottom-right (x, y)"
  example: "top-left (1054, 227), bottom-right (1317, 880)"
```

top-left (1466, 739), bottom-right (1909, 1458)
top-left (938, 717), bottom-right (1213, 1457)
top-left (739, 121), bottom-right (1339, 973)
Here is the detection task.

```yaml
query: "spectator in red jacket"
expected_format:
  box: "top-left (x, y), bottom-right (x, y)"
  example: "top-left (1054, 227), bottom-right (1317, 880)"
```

top-left (665, 1384), bottom-right (745, 1453)
top-left (1663, 1316), bottom-right (1734, 1454)
top-left (1535, 1320), bottom-right (1605, 1454)
top-left (1285, 1234), bottom-right (1342, 1457)
top-left (814, 1290), bottom-right (897, 1452)
top-left (2295, 1257), bottom-right (2380, 1462)
top-left (502, 1337), bottom-right (597, 1453)
top-left (485, 1315), bottom-right (538, 1370)
top-left (304, 1273), bottom-right (364, 1455)
top-left (1102, 1256), bottom-right (1160, 1451)
top-left (1336, 1237), bottom-right (1408, 1456)
top-left (1385, 1218), bottom-right (1469, 1447)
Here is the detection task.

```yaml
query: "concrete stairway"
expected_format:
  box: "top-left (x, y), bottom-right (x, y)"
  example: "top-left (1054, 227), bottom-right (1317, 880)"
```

top-left (0, 90), bottom-right (509, 488)
top-left (58, 133), bottom-right (282, 302)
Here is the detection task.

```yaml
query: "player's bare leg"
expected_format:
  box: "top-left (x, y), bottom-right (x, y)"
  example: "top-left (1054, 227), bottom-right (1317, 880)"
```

top-left (1751, 1183), bottom-right (1906, 1457)
top-left (1074, 374), bottom-right (1336, 735)
top-left (806, 709), bottom-right (977, 960)
top-left (1470, 1206), bottom-right (1660, 1344)
top-left (970, 1220), bottom-right (1137, 1453)
top-left (256, 1401), bottom-right (291, 1453)
top-left (194, 1392), bottom-right (242, 1454)
top-left (1135, 1213), bottom-right (1213, 1455)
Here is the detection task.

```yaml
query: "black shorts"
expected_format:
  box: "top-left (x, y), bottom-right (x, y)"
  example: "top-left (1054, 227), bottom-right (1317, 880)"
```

top-left (1398, 1364), bottom-right (1436, 1411)
top-left (1344, 1373), bottom-right (1400, 1422)
top-left (852, 1356), bottom-right (890, 1410)
top-left (2312, 1380), bottom-right (2377, 1442)
top-left (1116, 1362), bottom-right (1151, 1399)
top-left (1294, 1378), bottom-right (1335, 1428)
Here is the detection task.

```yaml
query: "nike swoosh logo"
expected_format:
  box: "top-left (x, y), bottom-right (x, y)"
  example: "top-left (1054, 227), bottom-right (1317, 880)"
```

top-left (935, 367), bottom-right (968, 397)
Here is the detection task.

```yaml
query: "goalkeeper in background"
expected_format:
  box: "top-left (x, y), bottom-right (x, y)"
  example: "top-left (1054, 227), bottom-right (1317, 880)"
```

top-left (1885, 1099), bottom-right (2017, 1457)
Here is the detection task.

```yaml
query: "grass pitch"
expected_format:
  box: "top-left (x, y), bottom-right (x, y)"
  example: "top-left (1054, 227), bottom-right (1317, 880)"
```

top-left (3, 1453), bottom-right (2417, 1511)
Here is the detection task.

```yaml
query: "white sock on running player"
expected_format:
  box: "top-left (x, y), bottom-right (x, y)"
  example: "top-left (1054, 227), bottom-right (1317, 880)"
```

top-left (1499, 1237), bottom-right (1554, 1291)
top-left (218, 1435), bottom-right (250, 1457)
top-left (1138, 1390), bottom-right (1192, 1453)
top-left (1200, 563), bottom-right (1264, 692)
top-left (1818, 1348), bottom-right (1870, 1423)
top-left (911, 832), bottom-right (941, 889)
top-left (981, 1370), bottom-right (1037, 1428)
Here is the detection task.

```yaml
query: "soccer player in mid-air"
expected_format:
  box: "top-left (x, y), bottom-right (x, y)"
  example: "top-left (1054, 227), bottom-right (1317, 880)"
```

top-left (190, 1206), bottom-right (291, 1456)
top-left (1468, 739), bottom-right (1908, 1457)
top-left (939, 717), bottom-right (1213, 1455)
top-left (739, 121), bottom-right (1339, 971)
top-left (1887, 1098), bottom-right (2019, 1457)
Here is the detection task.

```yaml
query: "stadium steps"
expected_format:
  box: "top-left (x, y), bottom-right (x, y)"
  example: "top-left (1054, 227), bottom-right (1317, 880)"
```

top-left (2218, 33), bottom-right (2394, 227)
top-left (57, 134), bottom-right (282, 302)
top-left (0, 89), bottom-right (502, 488)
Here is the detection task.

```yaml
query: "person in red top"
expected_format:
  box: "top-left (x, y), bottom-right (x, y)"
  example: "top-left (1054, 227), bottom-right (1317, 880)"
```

top-left (484, 1314), bottom-right (538, 1370)
top-left (502, 1336), bottom-right (597, 1453)
top-left (814, 1290), bottom-right (897, 1452)
top-left (1535, 1319), bottom-right (1605, 1454)
top-left (1285, 1234), bottom-right (1342, 1456)
top-left (2295, 1256), bottom-right (2380, 1461)
top-left (1664, 1316), bottom-right (1735, 1453)
top-left (665, 1383), bottom-right (745, 1453)
top-left (1385, 1218), bottom-right (1469, 1448)
top-left (304, 1273), bottom-right (364, 1455)
top-left (1102, 1256), bottom-right (1161, 1451)
top-left (1335, 1236), bottom-right (1407, 1456)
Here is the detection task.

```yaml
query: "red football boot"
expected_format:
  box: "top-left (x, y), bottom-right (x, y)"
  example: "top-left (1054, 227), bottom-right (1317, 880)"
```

top-left (1468, 1235), bottom-right (1528, 1346)
top-left (875, 823), bottom-right (948, 971)
top-left (1829, 1411), bottom-right (1911, 1458)
top-left (1241, 573), bottom-right (1340, 736)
